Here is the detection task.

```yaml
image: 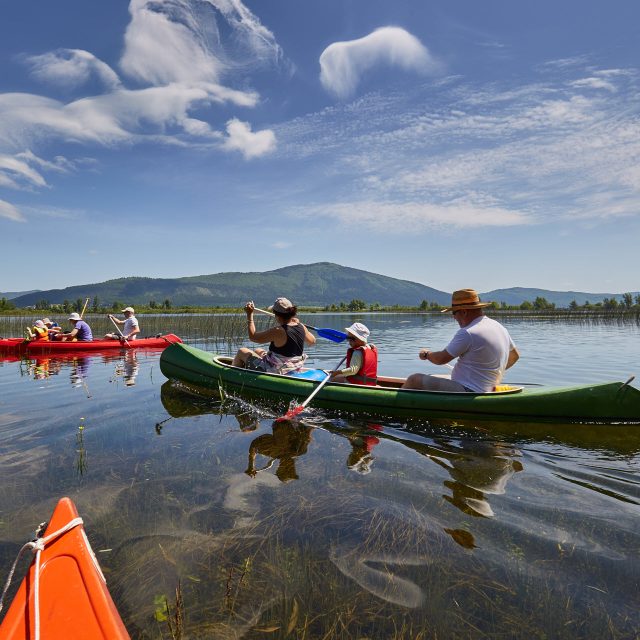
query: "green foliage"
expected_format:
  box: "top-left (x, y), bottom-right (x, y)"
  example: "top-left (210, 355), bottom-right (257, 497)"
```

top-left (0, 297), bottom-right (16, 311)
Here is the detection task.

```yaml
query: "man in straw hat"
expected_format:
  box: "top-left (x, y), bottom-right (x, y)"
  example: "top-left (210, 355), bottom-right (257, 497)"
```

top-left (402, 289), bottom-right (519, 393)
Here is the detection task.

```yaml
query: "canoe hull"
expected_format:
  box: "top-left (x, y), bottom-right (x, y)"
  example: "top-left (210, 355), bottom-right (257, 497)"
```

top-left (0, 497), bottom-right (129, 639)
top-left (159, 343), bottom-right (640, 423)
top-left (0, 334), bottom-right (181, 354)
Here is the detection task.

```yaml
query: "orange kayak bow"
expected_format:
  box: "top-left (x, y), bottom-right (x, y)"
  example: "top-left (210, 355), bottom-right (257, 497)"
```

top-left (0, 497), bottom-right (129, 639)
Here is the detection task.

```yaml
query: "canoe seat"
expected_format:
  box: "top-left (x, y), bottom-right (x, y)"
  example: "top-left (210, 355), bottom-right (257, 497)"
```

top-left (287, 369), bottom-right (328, 381)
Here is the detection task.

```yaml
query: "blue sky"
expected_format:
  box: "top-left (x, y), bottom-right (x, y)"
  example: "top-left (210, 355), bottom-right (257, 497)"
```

top-left (1, 0), bottom-right (639, 295)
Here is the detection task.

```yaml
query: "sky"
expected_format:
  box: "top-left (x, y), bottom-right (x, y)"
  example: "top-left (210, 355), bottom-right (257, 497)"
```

top-left (1, 0), bottom-right (639, 295)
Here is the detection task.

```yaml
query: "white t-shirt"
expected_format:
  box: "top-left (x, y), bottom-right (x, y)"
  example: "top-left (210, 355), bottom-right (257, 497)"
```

top-left (445, 316), bottom-right (515, 392)
top-left (123, 316), bottom-right (139, 339)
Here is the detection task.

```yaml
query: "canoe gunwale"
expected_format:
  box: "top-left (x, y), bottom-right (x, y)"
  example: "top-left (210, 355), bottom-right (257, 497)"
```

top-left (212, 355), bottom-right (525, 396)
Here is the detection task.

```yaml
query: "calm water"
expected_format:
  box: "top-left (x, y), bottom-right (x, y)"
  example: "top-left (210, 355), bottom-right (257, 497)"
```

top-left (0, 313), bottom-right (639, 639)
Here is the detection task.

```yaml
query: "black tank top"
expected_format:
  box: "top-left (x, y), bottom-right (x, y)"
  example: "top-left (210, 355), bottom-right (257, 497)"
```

top-left (269, 323), bottom-right (305, 357)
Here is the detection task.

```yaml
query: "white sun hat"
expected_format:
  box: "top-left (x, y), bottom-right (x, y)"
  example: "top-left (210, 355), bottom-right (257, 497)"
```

top-left (345, 322), bottom-right (370, 343)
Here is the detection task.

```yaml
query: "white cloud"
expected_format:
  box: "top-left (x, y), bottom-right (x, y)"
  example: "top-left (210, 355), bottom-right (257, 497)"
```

top-left (0, 153), bottom-right (48, 189)
top-left (571, 77), bottom-right (616, 92)
top-left (0, 83), bottom-right (260, 152)
top-left (223, 118), bottom-right (276, 158)
top-left (25, 49), bottom-right (121, 90)
top-left (0, 199), bottom-right (25, 222)
top-left (278, 63), bottom-right (640, 228)
top-left (120, 0), bottom-right (284, 86)
top-left (297, 201), bottom-right (530, 232)
top-left (319, 27), bottom-right (441, 99)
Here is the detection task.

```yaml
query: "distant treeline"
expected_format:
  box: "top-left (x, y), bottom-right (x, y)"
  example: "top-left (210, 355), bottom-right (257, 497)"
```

top-left (323, 295), bottom-right (640, 313)
top-left (2, 293), bottom-right (640, 315)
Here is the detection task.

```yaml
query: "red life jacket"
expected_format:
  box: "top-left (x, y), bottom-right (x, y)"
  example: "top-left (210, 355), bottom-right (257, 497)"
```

top-left (346, 344), bottom-right (378, 386)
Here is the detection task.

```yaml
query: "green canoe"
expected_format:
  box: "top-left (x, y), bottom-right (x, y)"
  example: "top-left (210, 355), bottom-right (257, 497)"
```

top-left (159, 343), bottom-right (640, 423)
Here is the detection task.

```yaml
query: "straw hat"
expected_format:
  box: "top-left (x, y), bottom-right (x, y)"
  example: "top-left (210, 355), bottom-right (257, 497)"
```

top-left (441, 289), bottom-right (490, 313)
top-left (121, 306), bottom-right (135, 314)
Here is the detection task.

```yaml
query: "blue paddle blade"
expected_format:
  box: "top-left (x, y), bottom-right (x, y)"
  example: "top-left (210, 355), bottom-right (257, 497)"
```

top-left (314, 327), bottom-right (348, 343)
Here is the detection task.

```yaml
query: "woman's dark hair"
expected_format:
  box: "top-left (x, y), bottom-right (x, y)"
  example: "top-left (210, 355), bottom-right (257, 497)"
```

top-left (274, 305), bottom-right (297, 321)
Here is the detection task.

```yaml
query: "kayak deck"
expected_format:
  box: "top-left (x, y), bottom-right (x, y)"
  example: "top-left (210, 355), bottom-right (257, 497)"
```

top-left (0, 333), bottom-right (181, 354)
top-left (0, 497), bottom-right (129, 639)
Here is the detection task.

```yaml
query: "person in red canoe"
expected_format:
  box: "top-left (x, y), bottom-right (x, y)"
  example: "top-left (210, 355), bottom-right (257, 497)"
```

top-left (42, 317), bottom-right (62, 338)
top-left (104, 306), bottom-right (140, 341)
top-left (59, 312), bottom-right (93, 342)
top-left (25, 319), bottom-right (49, 341)
top-left (232, 298), bottom-right (316, 374)
top-left (329, 322), bottom-right (378, 385)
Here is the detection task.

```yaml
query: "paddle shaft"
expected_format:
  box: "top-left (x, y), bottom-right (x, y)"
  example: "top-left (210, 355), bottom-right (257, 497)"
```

top-left (80, 297), bottom-right (90, 318)
top-left (109, 316), bottom-right (131, 348)
top-left (253, 306), bottom-right (319, 331)
top-left (253, 306), bottom-right (347, 343)
top-left (297, 355), bottom-right (346, 411)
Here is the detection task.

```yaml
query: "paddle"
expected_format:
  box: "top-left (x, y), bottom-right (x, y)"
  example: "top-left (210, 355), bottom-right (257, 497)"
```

top-left (276, 355), bottom-right (346, 422)
top-left (253, 307), bottom-right (348, 343)
top-left (80, 297), bottom-right (90, 318)
top-left (109, 316), bottom-right (131, 348)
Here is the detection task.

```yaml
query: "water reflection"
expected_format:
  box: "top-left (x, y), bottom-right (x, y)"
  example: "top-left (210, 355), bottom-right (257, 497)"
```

top-left (245, 422), bottom-right (313, 482)
top-left (431, 440), bottom-right (524, 518)
top-left (113, 350), bottom-right (139, 386)
top-left (159, 382), bottom-right (523, 519)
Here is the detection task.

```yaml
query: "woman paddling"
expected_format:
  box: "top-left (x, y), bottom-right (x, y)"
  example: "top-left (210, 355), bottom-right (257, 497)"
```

top-left (232, 298), bottom-right (315, 374)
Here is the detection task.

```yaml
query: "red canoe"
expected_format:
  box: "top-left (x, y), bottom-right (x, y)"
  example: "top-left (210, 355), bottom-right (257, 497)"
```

top-left (0, 333), bottom-right (182, 354)
top-left (0, 497), bottom-right (129, 639)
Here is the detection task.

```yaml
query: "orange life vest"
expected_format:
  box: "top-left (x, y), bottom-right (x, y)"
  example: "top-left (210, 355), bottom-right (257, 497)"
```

top-left (346, 344), bottom-right (378, 386)
top-left (32, 326), bottom-right (49, 341)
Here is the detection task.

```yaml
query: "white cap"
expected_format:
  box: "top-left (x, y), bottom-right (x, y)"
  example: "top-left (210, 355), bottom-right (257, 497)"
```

top-left (68, 312), bottom-right (81, 321)
top-left (345, 322), bottom-right (370, 343)
top-left (121, 306), bottom-right (135, 313)
top-left (34, 320), bottom-right (45, 328)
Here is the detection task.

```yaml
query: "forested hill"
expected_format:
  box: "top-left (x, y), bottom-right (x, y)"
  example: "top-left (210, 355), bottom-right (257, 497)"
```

top-left (11, 263), bottom-right (451, 308)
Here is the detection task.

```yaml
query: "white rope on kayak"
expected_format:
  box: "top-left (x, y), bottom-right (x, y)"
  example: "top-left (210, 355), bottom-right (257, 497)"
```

top-left (0, 516), bottom-right (83, 640)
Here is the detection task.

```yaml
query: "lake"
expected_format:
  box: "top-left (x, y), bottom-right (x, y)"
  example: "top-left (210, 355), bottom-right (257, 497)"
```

top-left (0, 312), bottom-right (639, 639)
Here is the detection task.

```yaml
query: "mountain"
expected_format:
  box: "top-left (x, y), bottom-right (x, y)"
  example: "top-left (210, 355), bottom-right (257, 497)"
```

top-left (1, 290), bottom-right (40, 300)
top-left (480, 287), bottom-right (639, 307)
top-left (10, 265), bottom-right (636, 309)
top-left (10, 263), bottom-right (451, 308)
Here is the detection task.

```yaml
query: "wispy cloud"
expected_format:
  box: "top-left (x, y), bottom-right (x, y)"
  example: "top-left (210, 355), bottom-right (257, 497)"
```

top-left (295, 201), bottom-right (530, 232)
top-left (24, 49), bottom-right (121, 90)
top-left (0, 199), bottom-right (25, 222)
top-left (319, 27), bottom-right (441, 99)
top-left (0, 0), bottom-right (282, 222)
top-left (120, 0), bottom-right (284, 85)
top-left (279, 62), bottom-right (640, 231)
top-left (570, 77), bottom-right (616, 92)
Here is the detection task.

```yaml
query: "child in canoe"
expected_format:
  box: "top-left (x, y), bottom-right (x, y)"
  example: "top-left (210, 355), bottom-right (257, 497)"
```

top-left (329, 322), bottom-right (378, 385)
top-left (25, 319), bottom-right (49, 341)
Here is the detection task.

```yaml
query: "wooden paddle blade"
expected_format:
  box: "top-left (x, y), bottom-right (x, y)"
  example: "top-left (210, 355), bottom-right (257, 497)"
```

top-left (315, 328), bottom-right (348, 343)
top-left (275, 404), bottom-right (305, 422)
